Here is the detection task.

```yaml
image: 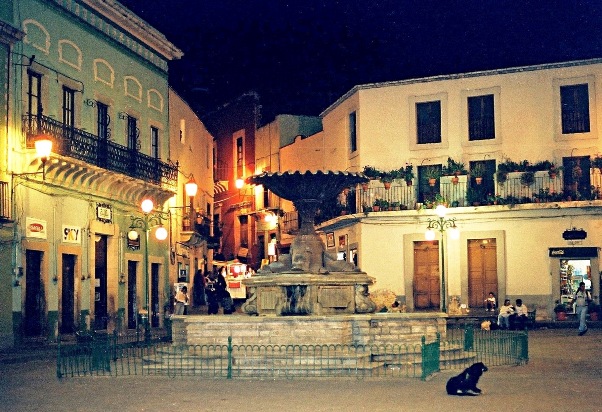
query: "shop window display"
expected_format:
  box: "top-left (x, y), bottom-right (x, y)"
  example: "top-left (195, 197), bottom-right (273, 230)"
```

top-left (560, 259), bottom-right (592, 313)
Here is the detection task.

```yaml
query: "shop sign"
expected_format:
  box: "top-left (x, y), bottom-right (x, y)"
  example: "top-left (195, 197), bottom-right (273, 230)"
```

top-left (562, 228), bottom-right (587, 240)
top-left (549, 247), bottom-right (598, 258)
top-left (96, 203), bottom-right (113, 224)
top-left (62, 225), bottom-right (82, 244)
top-left (26, 217), bottom-right (47, 239)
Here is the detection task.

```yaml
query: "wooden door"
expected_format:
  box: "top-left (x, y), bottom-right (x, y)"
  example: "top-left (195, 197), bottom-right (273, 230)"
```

top-left (94, 235), bottom-right (108, 330)
top-left (468, 238), bottom-right (498, 308)
top-left (413, 241), bottom-right (440, 310)
top-left (60, 254), bottom-right (76, 334)
top-left (25, 250), bottom-right (44, 336)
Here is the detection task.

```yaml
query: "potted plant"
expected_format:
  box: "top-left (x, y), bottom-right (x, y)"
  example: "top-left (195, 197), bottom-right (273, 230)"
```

top-left (423, 165), bottom-right (441, 187)
top-left (362, 165), bottom-right (381, 180)
top-left (588, 301), bottom-right (600, 321)
top-left (404, 164), bottom-right (415, 186)
top-left (548, 163), bottom-right (563, 179)
top-left (379, 170), bottom-right (397, 189)
top-left (466, 186), bottom-right (486, 206)
top-left (554, 301), bottom-right (568, 321)
top-left (470, 163), bottom-right (486, 185)
top-left (445, 157), bottom-right (467, 184)
top-left (592, 155), bottom-right (602, 172)
top-left (520, 170), bottom-right (535, 186)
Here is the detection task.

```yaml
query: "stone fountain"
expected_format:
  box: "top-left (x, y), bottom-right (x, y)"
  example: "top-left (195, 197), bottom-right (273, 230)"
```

top-left (170, 170), bottom-right (446, 350)
top-left (241, 170), bottom-right (377, 316)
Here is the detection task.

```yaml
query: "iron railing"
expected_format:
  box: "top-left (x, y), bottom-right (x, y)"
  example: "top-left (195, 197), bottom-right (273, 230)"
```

top-left (22, 114), bottom-right (177, 187)
top-left (353, 171), bottom-right (602, 213)
top-left (57, 326), bottom-right (527, 380)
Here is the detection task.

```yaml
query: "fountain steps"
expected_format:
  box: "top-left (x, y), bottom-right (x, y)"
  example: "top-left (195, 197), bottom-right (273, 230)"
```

top-left (141, 343), bottom-right (475, 376)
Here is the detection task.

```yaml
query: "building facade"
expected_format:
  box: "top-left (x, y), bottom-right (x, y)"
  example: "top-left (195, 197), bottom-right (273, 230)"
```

top-left (0, 2), bottom-right (25, 349)
top-left (270, 59), bottom-right (602, 319)
top-left (1, 0), bottom-right (183, 347)
top-left (205, 93), bottom-right (260, 267)
top-left (168, 88), bottom-right (214, 307)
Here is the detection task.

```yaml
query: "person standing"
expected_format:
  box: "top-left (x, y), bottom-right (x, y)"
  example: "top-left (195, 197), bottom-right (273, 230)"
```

top-left (573, 281), bottom-right (591, 336)
top-left (174, 286), bottom-right (189, 315)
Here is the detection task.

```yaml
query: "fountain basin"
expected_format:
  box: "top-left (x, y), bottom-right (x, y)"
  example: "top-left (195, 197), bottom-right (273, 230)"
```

top-left (241, 272), bottom-right (376, 316)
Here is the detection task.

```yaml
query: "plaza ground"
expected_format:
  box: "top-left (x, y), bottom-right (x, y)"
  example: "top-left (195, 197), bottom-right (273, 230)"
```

top-left (0, 327), bottom-right (600, 412)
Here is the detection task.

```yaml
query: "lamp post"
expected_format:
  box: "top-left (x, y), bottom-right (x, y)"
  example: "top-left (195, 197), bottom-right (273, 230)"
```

top-left (425, 205), bottom-right (459, 312)
top-left (128, 199), bottom-right (168, 342)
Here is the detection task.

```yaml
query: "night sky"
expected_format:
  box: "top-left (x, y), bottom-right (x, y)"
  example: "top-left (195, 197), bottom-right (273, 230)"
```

top-left (119, 0), bottom-right (602, 123)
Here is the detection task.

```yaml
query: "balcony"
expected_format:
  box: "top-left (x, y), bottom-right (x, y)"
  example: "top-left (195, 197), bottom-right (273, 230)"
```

top-left (347, 171), bottom-right (602, 213)
top-left (22, 114), bottom-right (177, 187)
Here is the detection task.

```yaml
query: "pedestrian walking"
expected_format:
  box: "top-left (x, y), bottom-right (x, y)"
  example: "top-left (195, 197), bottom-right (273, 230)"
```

top-left (573, 281), bottom-right (591, 336)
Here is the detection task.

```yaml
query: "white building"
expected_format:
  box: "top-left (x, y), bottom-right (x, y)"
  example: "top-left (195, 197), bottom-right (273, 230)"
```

top-left (274, 59), bottom-right (602, 319)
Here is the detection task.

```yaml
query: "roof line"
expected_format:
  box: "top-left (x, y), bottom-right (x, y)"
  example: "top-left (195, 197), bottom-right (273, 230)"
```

top-left (320, 58), bottom-right (602, 117)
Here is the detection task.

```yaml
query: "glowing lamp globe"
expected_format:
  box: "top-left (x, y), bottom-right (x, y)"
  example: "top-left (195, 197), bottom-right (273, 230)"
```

top-left (155, 226), bottom-right (168, 240)
top-left (425, 228), bottom-right (436, 241)
top-left (141, 199), bottom-right (154, 213)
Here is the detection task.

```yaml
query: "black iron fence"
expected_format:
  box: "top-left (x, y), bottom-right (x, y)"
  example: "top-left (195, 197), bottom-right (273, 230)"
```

top-left (22, 114), bottom-right (177, 187)
top-left (57, 326), bottom-right (527, 380)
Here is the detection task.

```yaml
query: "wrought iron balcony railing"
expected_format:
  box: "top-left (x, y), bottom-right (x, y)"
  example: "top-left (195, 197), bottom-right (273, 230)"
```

top-left (352, 171), bottom-right (602, 213)
top-left (22, 114), bottom-right (177, 187)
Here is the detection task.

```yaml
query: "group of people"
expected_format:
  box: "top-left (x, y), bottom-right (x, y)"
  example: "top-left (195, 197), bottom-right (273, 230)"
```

top-left (485, 281), bottom-right (593, 335)
top-left (172, 267), bottom-right (235, 316)
top-left (204, 267), bottom-right (234, 315)
top-left (484, 292), bottom-right (529, 330)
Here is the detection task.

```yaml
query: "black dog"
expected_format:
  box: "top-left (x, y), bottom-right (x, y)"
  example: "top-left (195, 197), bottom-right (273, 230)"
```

top-left (446, 362), bottom-right (488, 396)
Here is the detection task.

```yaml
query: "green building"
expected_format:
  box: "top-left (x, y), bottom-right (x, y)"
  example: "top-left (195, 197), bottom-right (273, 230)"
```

top-left (1, 0), bottom-right (182, 348)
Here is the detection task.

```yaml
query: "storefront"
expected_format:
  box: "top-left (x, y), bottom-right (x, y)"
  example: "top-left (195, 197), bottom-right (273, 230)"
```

top-left (550, 247), bottom-right (599, 312)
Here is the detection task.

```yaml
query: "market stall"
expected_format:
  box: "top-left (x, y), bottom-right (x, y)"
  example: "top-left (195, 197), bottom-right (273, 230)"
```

top-left (213, 260), bottom-right (254, 299)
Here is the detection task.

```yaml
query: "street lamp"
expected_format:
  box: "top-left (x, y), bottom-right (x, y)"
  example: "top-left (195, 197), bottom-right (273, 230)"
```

top-left (425, 204), bottom-right (459, 312)
top-left (128, 198), bottom-right (168, 342)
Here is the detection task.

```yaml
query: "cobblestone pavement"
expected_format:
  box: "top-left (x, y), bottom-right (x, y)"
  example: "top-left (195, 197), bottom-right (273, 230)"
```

top-left (1, 328), bottom-right (600, 412)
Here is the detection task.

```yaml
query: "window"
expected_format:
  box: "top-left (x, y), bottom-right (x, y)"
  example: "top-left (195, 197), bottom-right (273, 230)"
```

top-left (63, 86), bottom-right (75, 128)
top-left (179, 119), bottom-right (185, 142)
top-left (239, 215), bottom-right (248, 248)
top-left (97, 102), bottom-right (110, 167)
top-left (563, 156), bottom-right (591, 198)
top-left (560, 84), bottom-right (590, 134)
top-left (27, 70), bottom-right (42, 116)
top-left (151, 126), bottom-right (159, 159)
top-left (349, 111), bottom-right (357, 152)
top-left (416, 101), bottom-right (441, 144)
top-left (417, 164), bottom-right (442, 204)
top-left (97, 102), bottom-right (110, 140)
top-left (127, 116), bottom-right (138, 151)
top-left (468, 94), bottom-right (495, 141)
top-left (236, 136), bottom-right (243, 178)
top-left (263, 188), bottom-right (270, 209)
